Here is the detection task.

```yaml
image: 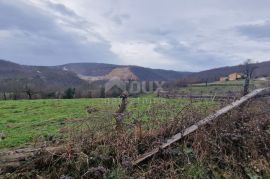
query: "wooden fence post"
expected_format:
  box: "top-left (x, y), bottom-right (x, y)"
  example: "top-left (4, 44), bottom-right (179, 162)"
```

top-left (114, 92), bottom-right (128, 132)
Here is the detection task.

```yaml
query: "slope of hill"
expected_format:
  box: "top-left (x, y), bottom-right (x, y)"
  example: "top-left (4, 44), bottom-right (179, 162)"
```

top-left (129, 66), bottom-right (190, 81)
top-left (176, 61), bottom-right (270, 84)
top-left (105, 67), bottom-right (139, 80)
top-left (0, 60), bottom-right (88, 91)
top-left (0, 60), bottom-right (190, 83)
top-left (58, 63), bottom-right (117, 76)
top-left (76, 67), bottom-right (140, 81)
top-left (60, 63), bottom-right (191, 81)
top-left (0, 59), bottom-right (191, 97)
top-left (1, 59), bottom-right (269, 88)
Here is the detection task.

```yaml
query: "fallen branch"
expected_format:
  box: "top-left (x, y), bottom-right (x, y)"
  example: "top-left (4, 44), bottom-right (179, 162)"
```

top-left (0, 146), bottom-right (66, 173)
top-left (132, 87), bottom-right (270, 166)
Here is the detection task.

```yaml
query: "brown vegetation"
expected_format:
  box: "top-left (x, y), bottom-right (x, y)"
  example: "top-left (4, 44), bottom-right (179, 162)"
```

top-left (1, 93), bottom-right (270, 178)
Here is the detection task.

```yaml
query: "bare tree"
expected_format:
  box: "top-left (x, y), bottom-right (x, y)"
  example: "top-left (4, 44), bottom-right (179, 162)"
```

top-left (23, 80), bottom-right (36, 100)
top-left (9, 79), bottom-right (22, 100)
top-left (0, 80), bottom-right (7, 100)
top-left (3, 92), bottom-right (7, 100)
top-left (243, 59), bottom-right (257, 96)
top-left (24, 87), bottom-right (34, 99)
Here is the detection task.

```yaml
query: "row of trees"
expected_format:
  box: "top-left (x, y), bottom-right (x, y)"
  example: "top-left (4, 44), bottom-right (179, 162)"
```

top-left (0, 77), bottom-right (164, 100)
top-left (0, 77), bottom-right (99, 100)
top-left (0, 87), bottom-right (103, 100)
top-left (0, 78), bottom-right (81, 100)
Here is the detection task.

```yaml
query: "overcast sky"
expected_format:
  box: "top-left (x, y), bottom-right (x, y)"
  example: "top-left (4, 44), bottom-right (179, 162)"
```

top-left (0, 0), bottom-right (270, 71)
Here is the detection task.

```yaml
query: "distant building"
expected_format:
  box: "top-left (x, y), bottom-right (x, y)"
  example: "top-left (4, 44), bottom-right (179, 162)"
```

top-left (228, 73), bottom-right (243, 81)
top-left (220, 73), bottom-right (243, 82)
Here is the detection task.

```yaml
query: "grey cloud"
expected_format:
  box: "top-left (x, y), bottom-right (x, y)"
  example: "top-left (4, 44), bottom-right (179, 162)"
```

top-left (0, 0), bottom-right (119, 65)
top-left (154, 39), bottom-right (228, 71)
top-left (237, 21), bottom-right (270, 40)
top-left (110, 14), bottom-right (130, 25)
top-left (0, 1), bottom-right (54, 32)
top-left (45, 1), bottom-right (77, 17)
top-left (104, 9), bottom-right (130, 26)
top-left (1, 0), bottom-right (270, 71)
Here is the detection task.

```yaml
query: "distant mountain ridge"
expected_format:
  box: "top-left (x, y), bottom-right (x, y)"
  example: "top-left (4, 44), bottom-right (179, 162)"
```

top-left (175, 60), bottom-right (270, 85)
top-left (1, 59), bottom-right (269, 91)
top-left (59, 63), bottom-right (191, 81)
top-left (0, 60), bottom-right (86, 88)
top-left (0, 60), bottom-right (191, 93)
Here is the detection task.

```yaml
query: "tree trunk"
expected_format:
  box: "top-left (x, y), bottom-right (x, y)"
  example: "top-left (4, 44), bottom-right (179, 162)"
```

top-left (3, 92), bottom-right (7, 100)
top-left (27, 92), bottom-right (32, 99)
top-left (243, 76), bottom-right (250, 96)
top-left (13, 93), bottom-right (17, 100)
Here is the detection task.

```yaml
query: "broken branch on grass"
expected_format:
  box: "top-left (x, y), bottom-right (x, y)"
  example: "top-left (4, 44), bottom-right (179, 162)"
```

top-left (132, 87), bottom-right (270, 166)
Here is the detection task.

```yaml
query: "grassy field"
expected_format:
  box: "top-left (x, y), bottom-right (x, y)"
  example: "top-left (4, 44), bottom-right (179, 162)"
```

top-left (176, 80), bottom-right (257, 95)
top-left (1, 80), bottom-right (263, 149)
top-left (1, 88), bottom-right (268, 178)
top-left (0, 97), bottom-right (216, 149)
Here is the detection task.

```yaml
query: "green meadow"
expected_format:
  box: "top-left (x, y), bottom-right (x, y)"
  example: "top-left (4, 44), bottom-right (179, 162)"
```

top-left (0, 97), bottom-right (217, 149)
